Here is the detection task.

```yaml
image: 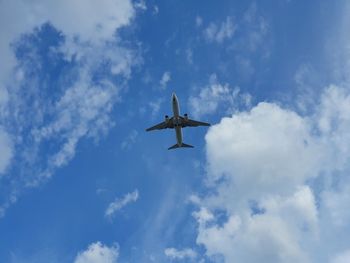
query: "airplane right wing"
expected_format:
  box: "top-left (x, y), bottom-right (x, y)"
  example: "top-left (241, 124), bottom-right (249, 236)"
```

top-left (145, 118), bottom-right (174, 131)
top-left (181, 117), bottom-right (210, 128)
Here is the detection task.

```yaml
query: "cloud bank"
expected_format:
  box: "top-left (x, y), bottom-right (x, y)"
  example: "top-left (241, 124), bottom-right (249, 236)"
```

top-left (194, 85), bottom-right (350, 262)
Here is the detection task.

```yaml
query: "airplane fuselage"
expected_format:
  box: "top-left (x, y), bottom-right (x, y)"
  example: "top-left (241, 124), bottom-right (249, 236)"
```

top-left (172, 93), bottom-right (183, 146)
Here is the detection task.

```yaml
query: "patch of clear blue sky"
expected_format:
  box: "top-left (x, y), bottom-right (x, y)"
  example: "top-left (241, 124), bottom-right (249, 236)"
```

top-left (0, 0), bottom-right (342, 262)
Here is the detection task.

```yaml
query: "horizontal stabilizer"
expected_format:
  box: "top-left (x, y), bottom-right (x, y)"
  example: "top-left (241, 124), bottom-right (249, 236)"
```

top-left (168, 143), bottom-right (194, 150)
top-left (181, 143), bottom-right (194, 148)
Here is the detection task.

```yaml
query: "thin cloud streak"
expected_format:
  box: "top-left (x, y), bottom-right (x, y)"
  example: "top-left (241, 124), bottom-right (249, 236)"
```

top-left (105, 190), bottom-right (139, 218)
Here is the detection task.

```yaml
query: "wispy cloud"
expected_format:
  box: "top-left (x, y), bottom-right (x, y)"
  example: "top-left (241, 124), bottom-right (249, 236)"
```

top-left (121, 130), bottom-right (138, 150)
top-left (0, 0), bottom-right (134, 83)
top-left (0, 0), bottom-right (138, 216)
top-left (241, 2), bottom-right (269, 53)
top-left (105, 190), bottom-right (139, 218)
top-left (186, 48), bottom-right (193, 64)
top-left (149, 98), bottom-right (164, 117)
top-left (153, 5), bottom-right (159, 15)
top-left (159, 71), bottom-right (171, 90)
top-left (164, 247), bottom-right (197, 261)
top-left (204, 16), bottom-right (236, 43)
top-left (195, 16), bottom-right (203, 27)
top-left (134, 0), bottom-right (147, 11)
top-left (231, 3), bottom-right (270, 80)
top-left (188, 74), bottom-right (251, 118)
top-left (0, 127), bottom-right (13, 174)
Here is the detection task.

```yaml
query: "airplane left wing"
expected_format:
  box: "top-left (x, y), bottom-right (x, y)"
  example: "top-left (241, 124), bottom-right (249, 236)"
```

top-left (146, 119), bottom-right (173, 131)
top-left (181, 117), bottom-right (210, 128)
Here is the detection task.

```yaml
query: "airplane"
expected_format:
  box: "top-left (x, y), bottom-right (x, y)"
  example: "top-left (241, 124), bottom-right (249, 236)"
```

top-left (146, 93), bottom-right (210, 150)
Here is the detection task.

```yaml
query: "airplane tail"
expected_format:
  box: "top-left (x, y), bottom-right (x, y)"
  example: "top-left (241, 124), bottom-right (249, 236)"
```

top-left (168, 143), bottom-right (194, 150)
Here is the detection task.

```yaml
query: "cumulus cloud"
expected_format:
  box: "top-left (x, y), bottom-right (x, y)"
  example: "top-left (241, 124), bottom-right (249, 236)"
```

top-left (74, 242), bottom-right (119, 263)
top-left (188, 74), bottom-right (251, 118)
top-left (0, 0), bottom-right (138, 216)
top-left (204, 17), bottom-right (236, 43)
top-left (105, 190), bottom-right (139, 218)
top-left (195, 188), bottom-right (316, 262)
top-left (194, 85), bottom-right (350, 262)
top-left (205, 102), bottom-right (322, 200)
top-left (323, 183), bottom-right (350, 227)
top-left (164, 247), bottom-right (197, 261)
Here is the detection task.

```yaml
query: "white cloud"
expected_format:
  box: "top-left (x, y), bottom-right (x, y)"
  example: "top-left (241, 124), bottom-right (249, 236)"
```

top-left (188, 74), bottom-right (251, 118)
top-left (316, 86), bottom-right (350, 170)
top-left (164, 248), bottom-right (197, 261)
top-left (74, 242), bottom-right (119, 263)
top-left (35, 76), bottom-right (119, 171)
top-left (323, 183), bottom-right (350, 227)
top-left (0, 0), bottom-right (138, 215)
top-left (204, 17), bottom-right (236, 43)
top-left (160, 71), bottom-right (171, 90)
top-left (196, 102), bottom-right (322, 262)
top-left (194, 85), bottom-right (350, 262)
top-left (105, 190), bottom-right (139, 218)
top-left (0, 0), bottom-right (134, 83)
top-left (205, 102), bottom-right (323, 201)
top-left (195, 199), bottom-right (313, 262)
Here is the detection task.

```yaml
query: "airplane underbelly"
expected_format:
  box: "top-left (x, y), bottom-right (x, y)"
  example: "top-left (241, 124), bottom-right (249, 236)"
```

top-left (173, 101), bottom-right (180, 117)
top-left (175, 127), bottom-right (182, 145)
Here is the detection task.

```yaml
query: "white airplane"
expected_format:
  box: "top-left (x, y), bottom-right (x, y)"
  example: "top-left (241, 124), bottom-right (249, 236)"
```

top-left (146, 93), bottom-right (210, 150)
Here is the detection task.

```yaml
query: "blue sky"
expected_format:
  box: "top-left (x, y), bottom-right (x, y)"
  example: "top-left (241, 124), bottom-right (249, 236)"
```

top-left (1, 1), bottom-right (350, 262)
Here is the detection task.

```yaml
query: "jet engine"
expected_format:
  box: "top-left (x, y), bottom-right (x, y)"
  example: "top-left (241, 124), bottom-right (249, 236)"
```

top-left (184, 113), bottom-right (189, 120)
top-left (165, 115), bottom-right (170, 123)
